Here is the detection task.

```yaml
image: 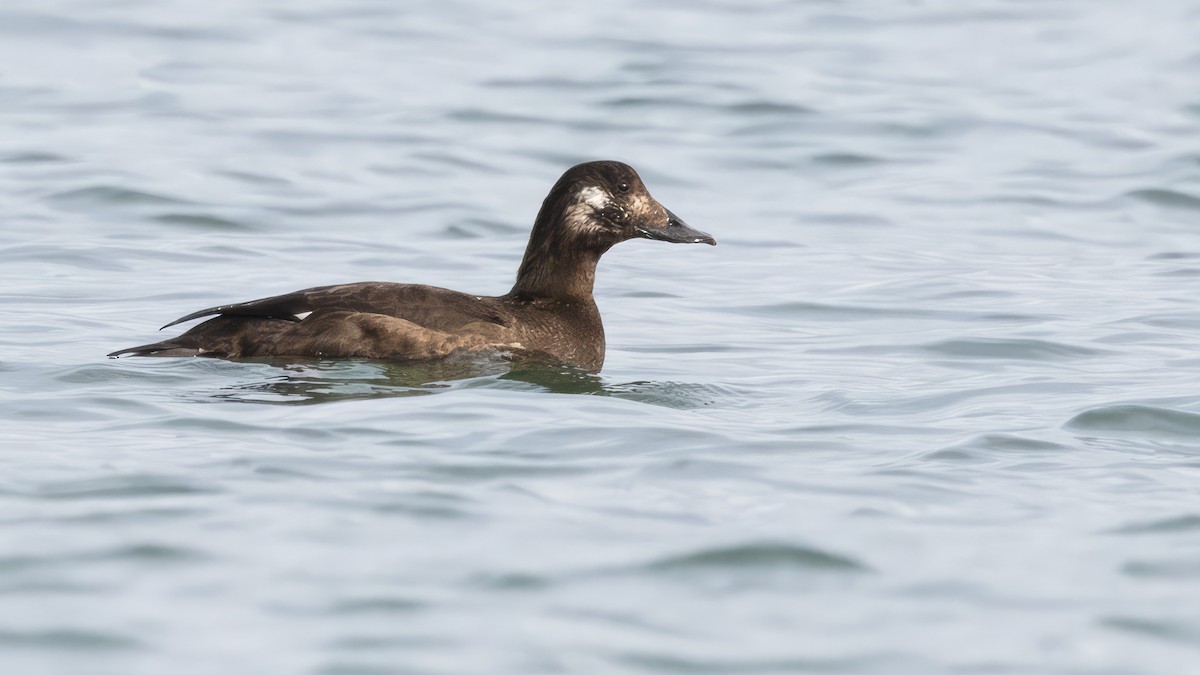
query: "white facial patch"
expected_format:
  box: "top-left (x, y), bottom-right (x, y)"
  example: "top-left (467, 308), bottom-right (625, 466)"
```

top-left (578, 185), bottom-right (609, 210)
top-left (564, 185), bottom-right (613, 234)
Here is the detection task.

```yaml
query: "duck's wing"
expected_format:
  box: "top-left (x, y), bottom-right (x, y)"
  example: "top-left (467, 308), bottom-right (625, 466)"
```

top-left (160, 282), bottom-right (506, 330)
top-left (112, 283), bottom-right (513, 359)
top-left (160, 286), bottom-right (333, 329)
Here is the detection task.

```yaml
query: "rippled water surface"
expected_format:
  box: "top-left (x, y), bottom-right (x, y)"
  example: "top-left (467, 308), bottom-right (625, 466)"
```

top-left (3, 1), bottom-right (1200, 673)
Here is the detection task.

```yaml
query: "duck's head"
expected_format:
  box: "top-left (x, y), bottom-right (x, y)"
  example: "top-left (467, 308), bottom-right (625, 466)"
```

top-left (512, 161), bottom-right (715, 301)
top-left (545, 161), bottom-right (716, 250)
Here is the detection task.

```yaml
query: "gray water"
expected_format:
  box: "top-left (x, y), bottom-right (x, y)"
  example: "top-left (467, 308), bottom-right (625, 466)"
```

top-left (2, 0), bottom-right (1199, 673)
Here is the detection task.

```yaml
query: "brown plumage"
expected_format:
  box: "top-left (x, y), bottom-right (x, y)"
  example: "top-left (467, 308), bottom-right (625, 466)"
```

top-left (109, 161), bottom-right (716, 372)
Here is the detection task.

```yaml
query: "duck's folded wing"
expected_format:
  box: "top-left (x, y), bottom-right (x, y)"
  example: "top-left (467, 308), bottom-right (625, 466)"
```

top-left (159, 282), bottom-right (503, 331)
top-left (160, 284), bottom-right (343, 329)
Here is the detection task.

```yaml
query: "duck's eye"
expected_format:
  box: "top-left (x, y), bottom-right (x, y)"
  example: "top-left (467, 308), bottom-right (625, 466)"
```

top-left (617, 182), bottom-right (630, 193)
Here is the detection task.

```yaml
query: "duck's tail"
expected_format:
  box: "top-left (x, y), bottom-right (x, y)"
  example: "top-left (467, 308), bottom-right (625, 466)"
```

top-left (107, 339), bottom-right (207, 358)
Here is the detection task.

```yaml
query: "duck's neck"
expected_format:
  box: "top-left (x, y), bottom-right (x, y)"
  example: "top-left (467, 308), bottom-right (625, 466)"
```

top-left (507, 192), bottom-right (610, 303)
top-left (508, 238), bottom-right (603, 303)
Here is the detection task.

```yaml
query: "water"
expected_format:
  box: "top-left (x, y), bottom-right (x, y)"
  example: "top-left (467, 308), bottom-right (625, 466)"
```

top-left (2, 0), bottom-right (1199, 672)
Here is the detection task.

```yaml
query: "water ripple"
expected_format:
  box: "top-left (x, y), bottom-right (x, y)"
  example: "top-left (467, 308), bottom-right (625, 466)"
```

top-left (1065, 404), bottom-right (1200, 439)
top-left (24, 475), bottom-right (219, 501)
top-left (48, 185), bottom-right (192, 208)
top-left (1108, 514), bottom-right (1200, 535)
top-left (615, 652), bottom-right (906, 674)
top-left (919, 337), bottom-right (1105, 360)
top-left (0, 629), bottom-right (141, 651)
top-left (1127, 188), bottom-right (1200, 210)
top-left (1100, 616), bottom-right (1200, 647)
top-left (644, 542), bottom-right (868, 574)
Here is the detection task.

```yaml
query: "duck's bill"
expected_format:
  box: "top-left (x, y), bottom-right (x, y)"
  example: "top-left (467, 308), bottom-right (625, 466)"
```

top-left (637, 210), bottom-right (716, 245)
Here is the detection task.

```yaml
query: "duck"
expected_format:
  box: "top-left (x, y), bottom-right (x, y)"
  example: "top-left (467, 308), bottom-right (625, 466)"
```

top-left (108, 160), bottom-right (715, 372)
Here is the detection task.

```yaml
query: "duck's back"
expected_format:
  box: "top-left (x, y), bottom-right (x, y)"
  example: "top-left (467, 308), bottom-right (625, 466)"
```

top-left (112, 282), bottom-right (516, 359)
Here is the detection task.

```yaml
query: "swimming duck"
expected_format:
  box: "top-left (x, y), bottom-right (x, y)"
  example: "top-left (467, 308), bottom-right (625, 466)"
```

top-left (108, 160), bottom-right (715, 372)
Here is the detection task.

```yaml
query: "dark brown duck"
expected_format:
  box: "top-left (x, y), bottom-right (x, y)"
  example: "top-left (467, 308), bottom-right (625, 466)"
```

top-left (109, 161), bottom-right (715, 372)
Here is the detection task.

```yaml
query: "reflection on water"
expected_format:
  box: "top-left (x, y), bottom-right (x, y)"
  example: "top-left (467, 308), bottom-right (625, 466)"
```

top-left (208, 357), bottom-right (506, 404)
top-left (208, 357), bottom-right (720, 409)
